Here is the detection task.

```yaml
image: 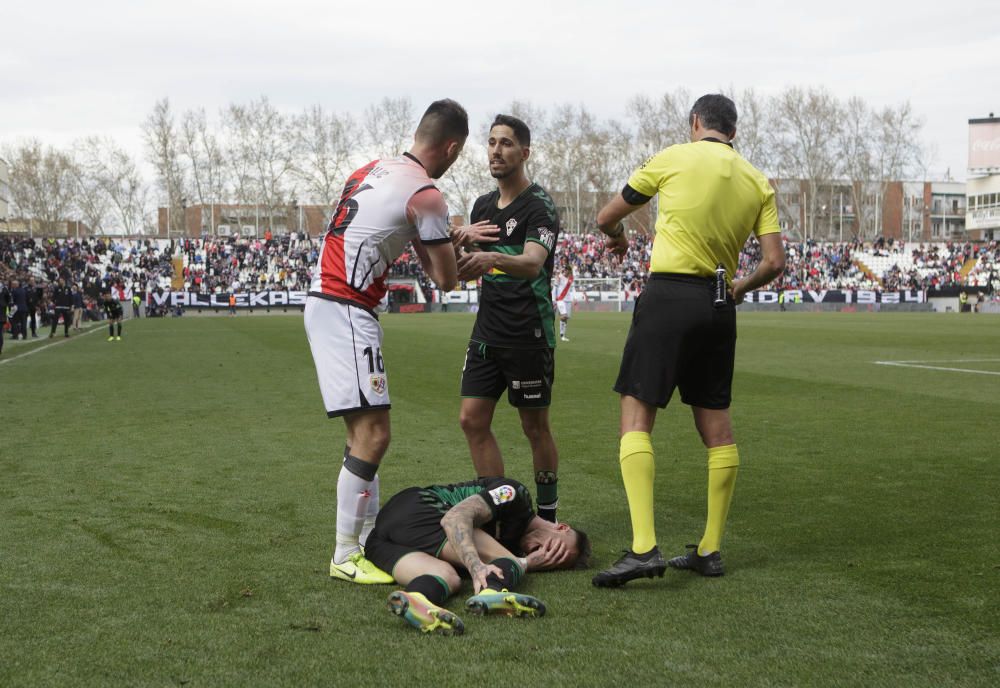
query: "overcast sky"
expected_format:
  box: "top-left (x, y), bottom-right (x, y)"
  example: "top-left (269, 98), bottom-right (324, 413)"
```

top-left (2, 0), bottom-right (997, 183)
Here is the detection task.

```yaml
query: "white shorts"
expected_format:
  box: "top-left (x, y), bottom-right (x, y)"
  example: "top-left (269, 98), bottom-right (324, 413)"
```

top-left (556, 300), bottom-right (572, 318)
top-left (304, 296), bottom-right (390, 418)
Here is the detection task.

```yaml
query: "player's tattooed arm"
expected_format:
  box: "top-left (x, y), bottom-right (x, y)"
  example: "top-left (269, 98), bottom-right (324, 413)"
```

top-left (441, 497), bottom-right (503, 593)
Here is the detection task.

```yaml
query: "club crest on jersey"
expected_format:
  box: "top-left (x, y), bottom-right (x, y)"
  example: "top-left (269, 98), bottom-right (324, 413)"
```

top-left (489, 485), bottom-right (516, 506)
top-left (537, 227), bottom-right (554, 250)
top-left (505, 219), bottom-right (518, 236)
top-left (370, 375), bottom-right (387, 395)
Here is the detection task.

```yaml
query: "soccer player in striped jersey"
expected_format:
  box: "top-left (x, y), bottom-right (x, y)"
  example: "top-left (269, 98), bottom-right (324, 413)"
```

top-left (304, 99), bottom-right (466, 584)
top-left (552, 265), bottom-right (574, 342)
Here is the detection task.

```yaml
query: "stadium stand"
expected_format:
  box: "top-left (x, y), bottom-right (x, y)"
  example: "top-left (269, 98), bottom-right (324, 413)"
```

top-left (3, 234), bottom-right (998, 302)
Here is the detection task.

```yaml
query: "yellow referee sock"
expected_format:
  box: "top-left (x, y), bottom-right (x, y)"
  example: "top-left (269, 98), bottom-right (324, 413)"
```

top-left (619, 431), bottom-right (656, 555)
top-left (698, 444), bottom-right (739, 556)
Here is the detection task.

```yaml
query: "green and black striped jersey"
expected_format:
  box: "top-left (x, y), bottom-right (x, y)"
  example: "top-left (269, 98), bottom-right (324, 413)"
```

top-left (103, 300), bottom-right (123, 318)
top-left (469, 183), bottom-right (560, 349)
top-left (418, 477), bottom-right (536, 553)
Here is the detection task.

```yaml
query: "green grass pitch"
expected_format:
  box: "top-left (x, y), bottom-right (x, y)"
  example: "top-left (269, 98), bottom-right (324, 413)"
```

top-left (1, 312), bottom-right (997, 686)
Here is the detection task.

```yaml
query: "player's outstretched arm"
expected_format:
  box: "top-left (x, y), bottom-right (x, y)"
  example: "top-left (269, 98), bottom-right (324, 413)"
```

top-left (412, 239), bottom-right (458, 292)
top-left (457, 241), bottom-right (547, 282)
top-left (441, 496), bottom-right (503, 593)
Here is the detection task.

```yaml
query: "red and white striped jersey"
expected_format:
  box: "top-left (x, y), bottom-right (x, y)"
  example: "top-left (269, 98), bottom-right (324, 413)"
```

top-left (553, 273), bottom-right (574, 302)
top-left (309, 154), bottom-right (451, 310)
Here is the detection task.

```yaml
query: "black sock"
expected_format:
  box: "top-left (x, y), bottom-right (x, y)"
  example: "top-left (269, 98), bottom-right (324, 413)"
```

top-left (535, 470), bottom-right (558, 523)
top-left (109, 324), bottom-right (114, 336)
top-left (405, 575), bottom-right (450, 606)
top-left (483, 557), bottom-right (524, 591)
top-left (117, 323), bottom-right (122, 336)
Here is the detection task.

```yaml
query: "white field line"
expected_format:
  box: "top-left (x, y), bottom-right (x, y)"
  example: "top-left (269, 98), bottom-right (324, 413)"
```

top-left (0, 324), bottom-right (106, 367)
top-left (873, 360), bottom-right (1000, 376)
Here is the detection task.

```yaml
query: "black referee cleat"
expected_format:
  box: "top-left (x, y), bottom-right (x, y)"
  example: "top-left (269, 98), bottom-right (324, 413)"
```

top-left (667, 544), bottom-right (725, 577)
top-left (592, 547), bottom-right (666, 587)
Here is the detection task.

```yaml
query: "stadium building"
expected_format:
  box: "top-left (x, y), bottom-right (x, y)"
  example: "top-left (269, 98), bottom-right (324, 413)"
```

top-left (156, 203), bottom-right (333, 238)
top-left (771, 178), bottom-right (965, 242)
top-left (966, 115), bottom-right (1000, 241)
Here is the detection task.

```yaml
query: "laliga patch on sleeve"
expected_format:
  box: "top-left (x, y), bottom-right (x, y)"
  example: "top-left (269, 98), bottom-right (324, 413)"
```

top-left (488, 485), bottom-right (516, 506)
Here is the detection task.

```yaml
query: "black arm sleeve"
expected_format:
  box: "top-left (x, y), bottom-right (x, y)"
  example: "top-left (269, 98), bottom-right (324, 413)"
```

top-left (621, 183), bottom-right (653, 206)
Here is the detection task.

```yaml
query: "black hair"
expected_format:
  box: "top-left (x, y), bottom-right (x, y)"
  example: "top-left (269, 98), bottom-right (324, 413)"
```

top-left (572, 527), bottom-right (592, 570)
top-left (491, 114), bottom-right (531, 148)
top-left (689, 94), bottom-right (738, 138)
top-left (414, 98), bottom-right (469, 146)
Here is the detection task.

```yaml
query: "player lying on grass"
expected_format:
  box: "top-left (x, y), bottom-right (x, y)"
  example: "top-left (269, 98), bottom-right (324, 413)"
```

top-left (363, 477), bottom-right (590, 635)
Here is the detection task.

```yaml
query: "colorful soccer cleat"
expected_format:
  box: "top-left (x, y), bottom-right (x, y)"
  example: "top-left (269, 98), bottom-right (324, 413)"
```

top-left (329, 552), bottom-right (394, 584)
top-left (108, 336), bottom-right (115, 342)
top-left (388, 591), bottom-right (464, 636)
top-left (465, 589), bottom-right (546, 618)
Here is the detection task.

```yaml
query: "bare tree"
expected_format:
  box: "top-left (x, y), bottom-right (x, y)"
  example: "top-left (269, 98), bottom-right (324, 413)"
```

top-left (438, 139), bottom-right (493, 221)
top-left (837, 97), bottom-right (877, 239)
top-left (142, 98), bottom-right (187, 236)
top-left (180, 108), bottom-right (227, 207)
top-left (362, 97), bottom-right (415, 159)
top-left (223, 97), bottom-right (295, 233)
top-left (770, 86), bottom-right (842, 239)
top-left (74, 137), bottom-right (149, 235)
top-left (71, 137), bottom-right (113, 235)
top-left (290, 104), bottom-right (358, 212)
top-left (731, 88), bottom-right (773, 174)
top-left (3, 139), bottom-right (77, 235)
top-left (627, 88), bottom-right (691, 158)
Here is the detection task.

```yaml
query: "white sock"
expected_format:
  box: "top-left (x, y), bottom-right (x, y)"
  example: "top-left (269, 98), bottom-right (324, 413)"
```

top-left (560, 320), bottom-right (566, 336)
top-left (333, 464), bottom-right (374, 563)
top-left (359, 474), bottom-right (380, 547)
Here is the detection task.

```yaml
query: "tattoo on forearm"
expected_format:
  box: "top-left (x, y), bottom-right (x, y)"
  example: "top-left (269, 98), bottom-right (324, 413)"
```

top-left (443, 498), bottom-right (492, 576)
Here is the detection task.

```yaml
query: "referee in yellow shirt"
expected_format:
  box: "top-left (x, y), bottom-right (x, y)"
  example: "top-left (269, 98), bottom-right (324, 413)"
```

top-left (591, 94), bottom-right (786, 587)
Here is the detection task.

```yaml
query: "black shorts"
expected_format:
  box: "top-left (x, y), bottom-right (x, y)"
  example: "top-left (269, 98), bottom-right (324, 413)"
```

top-left (460, 341), bottom-right (554, 407)
top-left (364, 488), bottom-right (448, 576)
top-left (614, 274), bottom-right (736, 409)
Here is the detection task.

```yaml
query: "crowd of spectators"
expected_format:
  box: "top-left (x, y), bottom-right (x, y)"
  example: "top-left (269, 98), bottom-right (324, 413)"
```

top-left (3, 233), bottom-right (998, 310)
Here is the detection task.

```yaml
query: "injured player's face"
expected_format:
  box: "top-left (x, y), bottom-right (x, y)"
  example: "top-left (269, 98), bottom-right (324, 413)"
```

top-left (519, 520), bottom-right (588, 571)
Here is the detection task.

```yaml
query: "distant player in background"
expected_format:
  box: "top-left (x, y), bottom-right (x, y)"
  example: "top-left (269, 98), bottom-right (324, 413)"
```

top-left (552, 265), bottom-right (574, 342)
top-left (304, 99), bottom-right (466, 584)
top-left (103, 291), bottom-right (124, 341)
top-left (367, 476), bottom-right (589, 635)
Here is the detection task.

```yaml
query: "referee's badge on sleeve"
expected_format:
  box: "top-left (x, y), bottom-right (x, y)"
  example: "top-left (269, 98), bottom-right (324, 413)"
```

top-left (489, 485), bottom-right (516, 505)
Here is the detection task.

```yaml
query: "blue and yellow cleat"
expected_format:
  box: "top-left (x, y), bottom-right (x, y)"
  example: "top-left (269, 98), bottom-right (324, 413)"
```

top-left (329, 552), bottom-right (394, 584)
top-left (388, 591), bottom-right (464, 636)
top-left (465, 589), bottom-right (546, 618)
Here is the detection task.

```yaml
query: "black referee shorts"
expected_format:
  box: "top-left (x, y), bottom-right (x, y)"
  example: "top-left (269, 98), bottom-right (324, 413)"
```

top-left (614, 274), bottom-right (736, 410)
top-left (460, 341), bottom-right (554, 408)
top-left (364, 488), bottom-right (448, 575)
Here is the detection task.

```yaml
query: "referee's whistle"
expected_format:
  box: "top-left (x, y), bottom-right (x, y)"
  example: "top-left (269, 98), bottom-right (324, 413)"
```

top-left (714, 264), bottom-right (727, 307)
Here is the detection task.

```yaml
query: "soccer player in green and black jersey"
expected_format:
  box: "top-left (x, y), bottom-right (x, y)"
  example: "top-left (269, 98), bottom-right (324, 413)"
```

top-left (365, 476), bottom-right (589, 635)
top-left (453, 115), bottom-right (562, 523)
top-left (103, 292), bottom-right (123, 341)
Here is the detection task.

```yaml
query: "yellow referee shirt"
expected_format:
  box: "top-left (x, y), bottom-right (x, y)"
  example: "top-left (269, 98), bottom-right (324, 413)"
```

top-left (627, 140), bottom-right (780, 280)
